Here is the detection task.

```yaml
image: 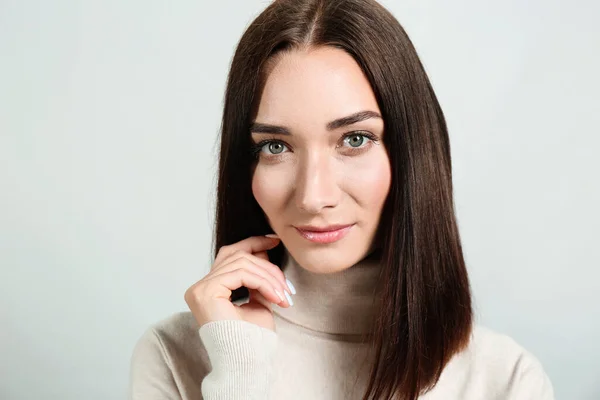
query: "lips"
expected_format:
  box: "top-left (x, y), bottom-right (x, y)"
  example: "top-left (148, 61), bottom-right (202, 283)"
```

top-left (294, 224), bottom-right (354, 244)
top-left (294, 224), bottom-right (353, 232)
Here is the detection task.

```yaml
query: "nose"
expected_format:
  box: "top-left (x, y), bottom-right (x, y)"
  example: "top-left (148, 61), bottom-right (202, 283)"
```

top-left (294, 151), bottom-right (340, 213)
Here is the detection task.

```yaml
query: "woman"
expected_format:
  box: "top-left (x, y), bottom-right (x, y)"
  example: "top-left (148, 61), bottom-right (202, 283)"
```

top-left (129, 0), bottom-right (554, 399)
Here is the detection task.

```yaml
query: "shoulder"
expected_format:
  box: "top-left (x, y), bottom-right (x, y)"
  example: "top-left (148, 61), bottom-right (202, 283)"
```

top-left (434, 326), bottom-right (554, 400)
top-left (130, 311), bottom-right (210, 381)
top-left (132, 311), bottom-right (206, 363)
top-left (147, 311), bottom-right (201, 342)
top-left (469, 325), bottom-right (538, 366)
top-left (129, 312), bottom-right (210, 399)
top-left (471, 326), bottom-right (554, 399)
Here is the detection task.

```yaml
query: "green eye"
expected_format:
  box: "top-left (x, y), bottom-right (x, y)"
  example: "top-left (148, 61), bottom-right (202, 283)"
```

top-left (268, 142), bottom-right (285, 154)
top-left (250, 131), bottom-right (379, 160)
top-left (345, 134), bottom-right (365, 148)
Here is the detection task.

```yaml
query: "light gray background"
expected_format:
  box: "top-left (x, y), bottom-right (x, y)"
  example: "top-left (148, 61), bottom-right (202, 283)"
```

top-left (1, 0), bottom-right (598, 399)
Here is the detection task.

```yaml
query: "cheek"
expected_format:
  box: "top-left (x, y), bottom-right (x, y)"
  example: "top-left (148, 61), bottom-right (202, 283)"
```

top-left (251, 167), bottom-right (289, 217)
top-left (346, 151), bottom-right (392, 209)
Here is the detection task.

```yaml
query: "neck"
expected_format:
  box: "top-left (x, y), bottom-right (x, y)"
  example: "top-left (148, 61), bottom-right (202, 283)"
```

top-left (272, 246), bottom-right (383, 336)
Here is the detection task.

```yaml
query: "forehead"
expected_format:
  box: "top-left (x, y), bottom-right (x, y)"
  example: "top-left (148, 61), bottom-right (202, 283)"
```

top-left (255, 47), bottom-right (381, 129)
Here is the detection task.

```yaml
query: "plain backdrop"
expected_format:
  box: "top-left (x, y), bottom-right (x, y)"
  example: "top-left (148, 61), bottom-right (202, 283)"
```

top-left (1, 0), bottom-right (599, 399)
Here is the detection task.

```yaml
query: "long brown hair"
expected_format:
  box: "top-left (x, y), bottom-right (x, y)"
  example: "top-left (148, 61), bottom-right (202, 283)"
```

top-left (212, 0), bottom-right (473, 398)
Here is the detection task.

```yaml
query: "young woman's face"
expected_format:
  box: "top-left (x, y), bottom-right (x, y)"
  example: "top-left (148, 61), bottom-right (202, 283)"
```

top-left (251, 46), bottom-right (391, 273)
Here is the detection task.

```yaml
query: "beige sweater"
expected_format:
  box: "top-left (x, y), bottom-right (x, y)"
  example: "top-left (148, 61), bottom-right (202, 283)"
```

top-left (128, 249), bottom-right (554, 399)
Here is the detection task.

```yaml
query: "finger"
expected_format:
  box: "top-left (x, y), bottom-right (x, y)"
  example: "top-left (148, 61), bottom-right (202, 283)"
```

top-left (210, 256), bottom-right (289, 306)
top-left (218, 250), bottom-right (291, 294)
top-left (208, 268), bottom-right (283, 306)
top-left (248, 288), bottom-right (272, 312)
top-left (214, 235), bottom-right (281, 267)
top-left (254, 250), bottom-right (268, 261)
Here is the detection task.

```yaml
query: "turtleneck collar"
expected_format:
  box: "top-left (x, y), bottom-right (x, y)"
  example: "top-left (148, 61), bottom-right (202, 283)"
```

top-left (272, 246), bottom-right (383, 336)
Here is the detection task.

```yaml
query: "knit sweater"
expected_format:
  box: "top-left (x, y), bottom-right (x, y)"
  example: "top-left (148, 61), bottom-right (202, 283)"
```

top-left (128, 248), bottom-right (554, 399)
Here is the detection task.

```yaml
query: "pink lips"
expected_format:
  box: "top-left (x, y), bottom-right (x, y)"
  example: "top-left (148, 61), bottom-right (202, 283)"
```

top-left (294, 224), bottom-right (354, 244)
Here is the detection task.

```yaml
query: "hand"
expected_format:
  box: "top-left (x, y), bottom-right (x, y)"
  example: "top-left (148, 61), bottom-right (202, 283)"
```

top-left (184, 235), bottom-right (294, 332)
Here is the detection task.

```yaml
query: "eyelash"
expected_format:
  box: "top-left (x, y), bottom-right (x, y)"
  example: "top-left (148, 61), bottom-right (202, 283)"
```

top-left (249, 131), bottom-right (380, 159)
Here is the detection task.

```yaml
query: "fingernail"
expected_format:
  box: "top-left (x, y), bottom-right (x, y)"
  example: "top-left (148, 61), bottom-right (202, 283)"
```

top-left (284, 290), bottom-right (294, 306)
top-left (275, 289), bottom-right (284, 303)
top-left (265, 234), bottom-right (279, 238)
top-left (286, 278), bottom-right (296, 295)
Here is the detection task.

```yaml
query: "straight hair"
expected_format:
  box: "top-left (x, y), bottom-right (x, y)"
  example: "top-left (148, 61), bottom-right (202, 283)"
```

top-left (212, 1), bottom-right (473, 398)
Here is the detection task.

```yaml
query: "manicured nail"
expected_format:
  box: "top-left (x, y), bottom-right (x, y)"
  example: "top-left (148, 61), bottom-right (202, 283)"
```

top-left (274, 289), bottom-right (285, 303)
top-left (286, 278), bottom-right (296, 295)
top-left (265, 234), bottom-right (279, 238)
top-left (284, 290), bottom-right (294, 306)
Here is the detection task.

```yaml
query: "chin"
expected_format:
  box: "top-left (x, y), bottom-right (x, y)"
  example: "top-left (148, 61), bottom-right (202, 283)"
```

top-left (285, 238), bottom-right (371, 274)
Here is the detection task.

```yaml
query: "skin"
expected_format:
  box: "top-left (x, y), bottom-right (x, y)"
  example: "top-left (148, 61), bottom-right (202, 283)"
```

top-left (251, 46), bottom-right (392, 274)
top-left (184, 46), bottom-right (391, 331)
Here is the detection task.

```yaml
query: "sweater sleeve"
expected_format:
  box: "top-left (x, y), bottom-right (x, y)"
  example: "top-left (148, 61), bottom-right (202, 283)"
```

top-left (198, 319), bottom-right (278, 400)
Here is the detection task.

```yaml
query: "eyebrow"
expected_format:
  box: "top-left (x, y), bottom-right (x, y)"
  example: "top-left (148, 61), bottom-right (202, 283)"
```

top-left (249, 110), bottom-right (382, 135)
